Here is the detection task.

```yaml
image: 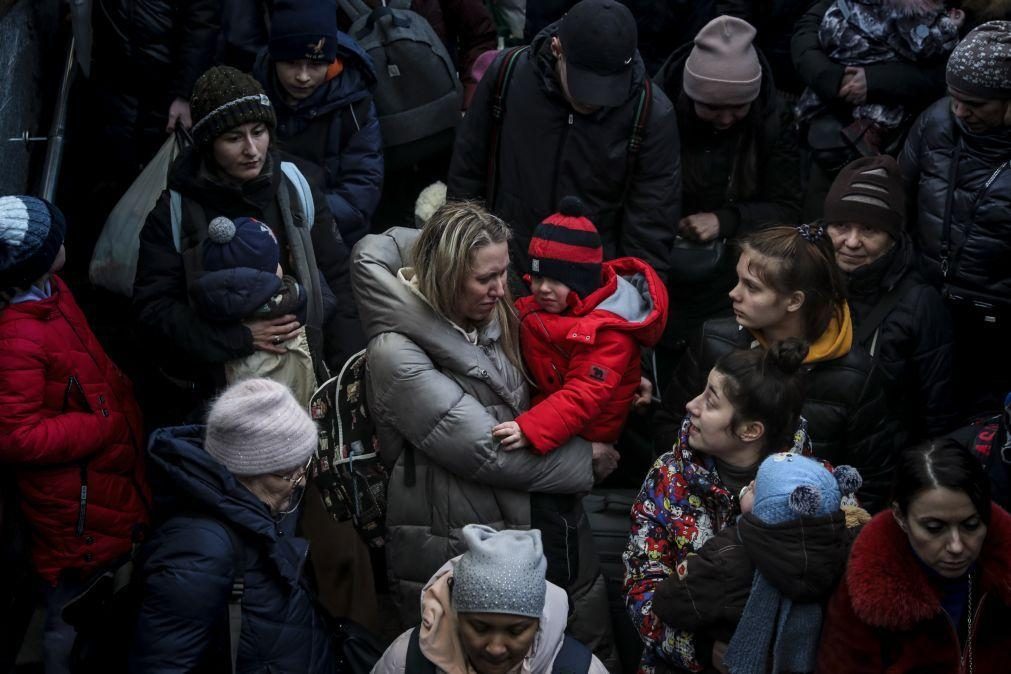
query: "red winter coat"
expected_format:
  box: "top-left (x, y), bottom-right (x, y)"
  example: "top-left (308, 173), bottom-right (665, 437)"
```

top-left (817, 504), bottom-right (1011, 674)
top-left (515, 257), bottom-right (668, 453)
top-left (0, 276), bottom-right (149, 584)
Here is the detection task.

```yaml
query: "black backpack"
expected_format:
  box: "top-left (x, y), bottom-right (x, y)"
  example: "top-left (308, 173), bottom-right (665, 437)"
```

top-left (337, 0), bottom-right (463, 171)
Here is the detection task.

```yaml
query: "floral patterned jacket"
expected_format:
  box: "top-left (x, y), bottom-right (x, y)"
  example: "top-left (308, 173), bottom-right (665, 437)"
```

top-left (622, 415), bottom-right (811, 673)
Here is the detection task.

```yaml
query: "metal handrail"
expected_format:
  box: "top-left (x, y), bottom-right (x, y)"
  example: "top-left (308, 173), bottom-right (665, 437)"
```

top-left (38, 35), bottom-right (77, 201)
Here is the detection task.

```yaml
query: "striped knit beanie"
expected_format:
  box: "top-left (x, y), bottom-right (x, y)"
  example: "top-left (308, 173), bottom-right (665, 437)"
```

top-left (528, 196), bottom-right (602, 299)
top-left (0, 196), bottom-right (66, 290)
top-left (205, 378), bottom-right (317, 476)
top-left (190, 66), bottom-right (277, 147)
top-left (822, 156), bottom-right (904, 238)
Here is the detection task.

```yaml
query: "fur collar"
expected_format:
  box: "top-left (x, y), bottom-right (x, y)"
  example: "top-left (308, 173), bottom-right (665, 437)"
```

top-left (846, 505), bottom-right (1011, 629)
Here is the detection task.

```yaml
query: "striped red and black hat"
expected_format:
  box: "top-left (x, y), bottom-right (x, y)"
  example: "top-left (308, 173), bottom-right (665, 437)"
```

top-left (528, 196), bottom-right (602, 300)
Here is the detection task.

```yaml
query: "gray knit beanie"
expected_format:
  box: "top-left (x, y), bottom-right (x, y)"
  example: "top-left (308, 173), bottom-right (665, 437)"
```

top-left (452, 525), bottom-right (547, 618)
top-left (190, 66), bottom-right (277, 147)
top-left (947, 21), bottom-right (1011, 99)
top-left (683, 16), bottom-right (762, 106)
top-left (0, 196), bottom-right (66, 290)
top-left (205, 378), bottom-right (317, 476)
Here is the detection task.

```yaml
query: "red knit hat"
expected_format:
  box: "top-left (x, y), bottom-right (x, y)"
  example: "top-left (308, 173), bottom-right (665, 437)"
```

top-left (528, 197), bottom-right (603, 299)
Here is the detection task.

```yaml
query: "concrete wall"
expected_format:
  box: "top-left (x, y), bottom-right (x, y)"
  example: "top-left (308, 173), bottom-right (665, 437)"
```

top-left (0, 0), bottom-right (62, 195)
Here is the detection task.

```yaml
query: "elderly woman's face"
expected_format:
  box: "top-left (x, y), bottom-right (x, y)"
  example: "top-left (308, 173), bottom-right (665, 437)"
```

top-left (458, 613), bottom-right (539, 674)
top-left (949, 87), bottom-right (1010, 134)
top-left (454, 242), bottom-right (509, 328)
top-left (893, 486), bottom-right (987, 579)
top-left (212, 122), bottom-right (270, 182)
top-left (827, 223), bottom-right (894, 273)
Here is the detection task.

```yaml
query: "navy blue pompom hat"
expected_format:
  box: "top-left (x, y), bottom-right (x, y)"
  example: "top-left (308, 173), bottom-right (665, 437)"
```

top-left (269, 0), bottom-right (340, 64)
top-left (0, 196), bottom-right (67, 290)
top-left (202, 216), bottom-right (280, 274)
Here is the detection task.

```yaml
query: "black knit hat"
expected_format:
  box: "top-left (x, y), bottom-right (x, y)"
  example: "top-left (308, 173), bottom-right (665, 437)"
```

top-left (822, 156), bottom-right (905, 238)
top-left (190, 66), bottom-right (277, 147)
top-left (269, 0), bottom-right (339, 63)
top-left (528, 196), bottom-right (603, 300)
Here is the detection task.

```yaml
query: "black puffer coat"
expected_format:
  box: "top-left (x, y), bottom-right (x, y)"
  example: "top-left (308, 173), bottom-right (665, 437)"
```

top-left (716, 0), bottom-right (815, 95)
top-left (655, 317), bottom-right (897, 511)
top-left (899, 98), bottom-right (1011, 301)
top-left (846, 235), bottom-right (956, 440)
top-left (447, 23), bottom-right (681, 280)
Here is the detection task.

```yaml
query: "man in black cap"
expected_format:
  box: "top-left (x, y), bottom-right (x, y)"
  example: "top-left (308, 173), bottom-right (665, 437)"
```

top-left (448, 0), bottom-right (680, 283)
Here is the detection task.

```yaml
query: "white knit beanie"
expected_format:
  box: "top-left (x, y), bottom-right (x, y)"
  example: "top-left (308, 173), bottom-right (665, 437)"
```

top-left (205, 378), bottom-right (317, 476)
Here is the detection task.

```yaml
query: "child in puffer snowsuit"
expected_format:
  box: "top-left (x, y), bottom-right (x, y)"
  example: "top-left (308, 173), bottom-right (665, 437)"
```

top-left (190, 216), bottom-right (335, 407)
top-left (651, 453), bottom-right (866, 674)
top-left (796, 0), bottom-right (963, 152)
top-left (492, 197), bottom-right (668, 454)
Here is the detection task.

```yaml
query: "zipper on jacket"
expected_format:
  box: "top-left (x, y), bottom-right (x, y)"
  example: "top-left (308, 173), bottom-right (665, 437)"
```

top-left (551, 113), bottom-right (574, 208)
top-left (942, 589), bottom-right (986, 673)
top-left (76, 462), bottom-right (89, 536)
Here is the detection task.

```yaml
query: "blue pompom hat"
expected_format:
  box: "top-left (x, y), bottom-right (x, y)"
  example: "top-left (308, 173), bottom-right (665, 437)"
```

top-left (201, 216), bottom-right (280, 274)
top-left (0, 196), bottom-right (66, 290)
top-left (752, 452), bottom-right (861, 524)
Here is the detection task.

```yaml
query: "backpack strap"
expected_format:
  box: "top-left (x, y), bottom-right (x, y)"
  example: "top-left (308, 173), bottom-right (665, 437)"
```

top-left (551, 634), bottom-right (593, 674)
top-left (221, 524), bottom-right (246, 674)
top-left (486, 46), bottom-right (529, 208)
top-left (170, 190), bottom-right (183, 253)
top-left (337, 0), bottom-right (371, 21)
top-left (405, 627), bottom-right (438, 674)
top-left (280, 161), bottom-right (315, 230)
top-left (622, 79), bottom-right (651, 201)
top-left (853, 273), bottom-right (918, 357)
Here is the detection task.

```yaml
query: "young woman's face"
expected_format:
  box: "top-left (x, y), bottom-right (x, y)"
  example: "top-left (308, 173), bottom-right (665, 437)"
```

top-left (458, 613), bottom-right (539, 674)
top-left (454, 242), bottom-right (509, 328)
top-left (685, 369), bottom-right (743, 457)
top-left (530, 275), bottom-right (571, 314)
top-left (212, 122), bottom-right (270, 182)
top-left (728, 249), bottom-right (796, 331)
top-left (275, 59), bottom-right (329, 101)
top-left (827, 223), bottom-right (895, 273)
top-left (693, 100), bottom-right (752, 131)
top-left (894, 487), bottom-right (987, 579)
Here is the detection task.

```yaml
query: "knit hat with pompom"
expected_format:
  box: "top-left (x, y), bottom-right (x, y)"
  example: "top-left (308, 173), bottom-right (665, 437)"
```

top-left (528, 196), bottom-right (602, 300)
top-left (752, 452), bottom-right (862, 524)
top-left (0, 196), bottom-right (66, 290)
top-left (201, 216), bottom-right (280, 273)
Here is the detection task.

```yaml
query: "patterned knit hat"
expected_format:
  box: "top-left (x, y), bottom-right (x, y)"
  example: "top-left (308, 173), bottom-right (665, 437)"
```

top-left (528, 196), bottom-right (602, 300)
top-left (190, 66), bottom-right (277, 147)
top-left (822, 156), bottom-right (905, 238)
top-left (205, 378), bottom-right (317, 476)
top-left (269, 0), bottom-right (339, 63)
top-left (202, 216), bottom-right (280, 274)
top-left (0, 196), bottom-right (66, 290)
top-left (947, 20), bottom-right (1011, 99)
top-left (752, 453), bottom-right (862, 524)
top-left (683, 16), bottom-right (762, 106)
top-left (452, 525), bottom-right (547, 618)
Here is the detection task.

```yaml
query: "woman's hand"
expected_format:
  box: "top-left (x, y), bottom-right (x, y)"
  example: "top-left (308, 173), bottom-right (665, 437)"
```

top-left (591, 442), bottom-right (620, 483)
top-left (838, 67), bottom-right (867, 105)
top-left (712, 641), bottom-right (730, 673)
top-left (492, 421), bottom-right (530, 451)
top-left (632, 376), bottom-right (653, 414)
top-left (678, 213), bottom-right (720, 242)
top-left (244, 315), bottom-right (300, 354)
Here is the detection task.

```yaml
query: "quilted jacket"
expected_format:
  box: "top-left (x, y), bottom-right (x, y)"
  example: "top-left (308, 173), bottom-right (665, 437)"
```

top-left (0, 276), bottom-right (149, 583)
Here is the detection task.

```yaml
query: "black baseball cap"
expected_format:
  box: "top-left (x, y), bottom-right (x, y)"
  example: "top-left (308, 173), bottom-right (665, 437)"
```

top-left (557, 0), bottom-right (638, 108)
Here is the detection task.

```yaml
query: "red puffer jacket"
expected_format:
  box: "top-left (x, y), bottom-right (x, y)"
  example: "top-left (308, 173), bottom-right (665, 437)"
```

top-left (515, 257), bottom-right (668, 453)
top-left (0, 275), bottom-right (149, 584)
top-left (817, 504), bottom-right (1011, 674)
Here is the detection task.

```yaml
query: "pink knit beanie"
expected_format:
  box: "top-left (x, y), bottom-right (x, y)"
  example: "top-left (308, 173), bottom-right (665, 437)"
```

top-left (683, 16), bottom-right (762, 106)
top-left (205, 378), bottom-right (317, 476)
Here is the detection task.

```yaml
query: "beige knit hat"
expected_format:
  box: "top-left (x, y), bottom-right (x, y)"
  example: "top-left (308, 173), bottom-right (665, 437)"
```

top-left (683, 16), bottom-right (762, 106)
top-left (205, 378), bottom-right (317, 476)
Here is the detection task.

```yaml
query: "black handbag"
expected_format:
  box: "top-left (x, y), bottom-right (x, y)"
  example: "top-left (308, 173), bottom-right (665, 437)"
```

top-left (667, 236), bottom-right (727, 285)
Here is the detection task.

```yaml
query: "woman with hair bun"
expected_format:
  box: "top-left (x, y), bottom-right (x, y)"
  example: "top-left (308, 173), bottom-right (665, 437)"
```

top-left (656, 224), bottom-right (898, 512)
top-left (624, 338), bottom-right (818, 673)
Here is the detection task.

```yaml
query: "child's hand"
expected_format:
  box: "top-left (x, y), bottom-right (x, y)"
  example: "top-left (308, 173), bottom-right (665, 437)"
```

top-left (492, 421), bottom-right (530, 451)
top-left (739, 480), bottom-right (756, 514)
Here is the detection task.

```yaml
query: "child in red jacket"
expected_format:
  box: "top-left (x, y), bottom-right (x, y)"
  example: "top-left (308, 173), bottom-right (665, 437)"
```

top-left (0, 196), bottom-right (149, 672)
top-left (493, 197), bottom-right (668, 454)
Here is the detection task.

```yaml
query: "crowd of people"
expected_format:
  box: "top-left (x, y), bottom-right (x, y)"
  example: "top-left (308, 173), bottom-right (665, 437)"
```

top-left (2, 0), bottom-right (1011, 672)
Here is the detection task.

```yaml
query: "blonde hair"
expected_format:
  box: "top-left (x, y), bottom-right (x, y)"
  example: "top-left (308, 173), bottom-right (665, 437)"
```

top-left (412, 201), bottom-right (524, 372)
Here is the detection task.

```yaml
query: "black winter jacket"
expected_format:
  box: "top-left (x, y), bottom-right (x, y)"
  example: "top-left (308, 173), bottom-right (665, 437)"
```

top-left (130, 426), bottom-right (335, 673)
top-left (447, 24), bottom-right (681, 280)
top-left (655, 317), bottom-right (898, 511)
top-left (133, 149), bottom-right (358, 394)
top-left (899, 98), bottom-right (1011, 301)
top-left (253, 33), bottom-right (384, 248)
top-left (846, 235), bottom-right (956, 440)
top-left (92, 0), bottom-right (220, 101)
top-left (716, 0), bottom-right (814, 95)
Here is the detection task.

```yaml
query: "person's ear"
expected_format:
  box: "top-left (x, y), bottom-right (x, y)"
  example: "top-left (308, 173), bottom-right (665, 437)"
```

top-left (891, 503), bottom-right (909, 532)
top-left (785, 290), bottom-right (806, 314)
top-left (736, 420), bottom-right (765, 444)
top-left (550, 36), bottom-right (562, 59)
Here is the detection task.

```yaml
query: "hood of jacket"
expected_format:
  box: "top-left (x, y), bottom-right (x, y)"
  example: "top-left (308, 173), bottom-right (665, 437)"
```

top-left (190, 267), bottom-right (284, 321)
top-left (145, 425), bottom-right (309, 587)
top-left (416, 557), bottom-right (572, 674)
top-left (753, 303), bottom-right (854, 365)
top-left (517, 257), bottom-right (669, 347)
top-left (168, 146), bottom-right (283, 214)
top-left (737, 509), bottom-right (854, 603)
top-left (253, 32), bottom-right (377, 116)
top-left (845, 505), bottom-right (1011, 630)
top-left (529, 21), bottom-right (649, 114)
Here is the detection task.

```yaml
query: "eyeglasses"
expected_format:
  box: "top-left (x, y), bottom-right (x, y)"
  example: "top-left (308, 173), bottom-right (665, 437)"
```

top-left (271, 456), bottom-right (313, 484)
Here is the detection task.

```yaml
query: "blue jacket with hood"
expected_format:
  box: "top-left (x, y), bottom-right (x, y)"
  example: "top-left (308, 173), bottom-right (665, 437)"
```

top-left (254, 33), bottom-right (383, 248)
top-left (129, 426), bottom-right (335, 673)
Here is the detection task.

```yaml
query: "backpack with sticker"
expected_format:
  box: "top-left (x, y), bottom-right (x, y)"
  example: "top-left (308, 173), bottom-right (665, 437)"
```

top-left (309, 348), bottom-right (388, 548)
top-left (336, 0), bottom-right (462, 171)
